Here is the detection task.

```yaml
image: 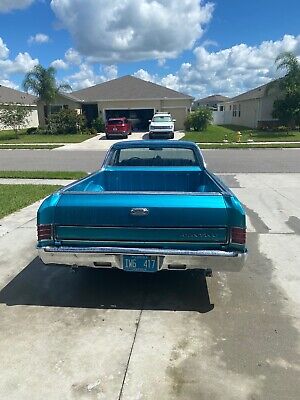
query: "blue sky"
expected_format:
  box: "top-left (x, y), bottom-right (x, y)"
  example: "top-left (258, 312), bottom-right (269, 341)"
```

top-left (0, 0), bottom-right (299, 98)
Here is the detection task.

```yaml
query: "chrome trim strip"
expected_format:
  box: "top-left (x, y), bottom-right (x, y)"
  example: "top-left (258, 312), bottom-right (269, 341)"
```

top-left (38, 247), bottom-right (247, 272)
top-left (42, 246), bottom-right (243, 257)
top-left (63, 191), bottom-right (223, 196)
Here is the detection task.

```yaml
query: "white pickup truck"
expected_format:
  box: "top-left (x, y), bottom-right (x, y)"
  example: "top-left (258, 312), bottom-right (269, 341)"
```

top-left (149, 112), bottom-right (175, 139)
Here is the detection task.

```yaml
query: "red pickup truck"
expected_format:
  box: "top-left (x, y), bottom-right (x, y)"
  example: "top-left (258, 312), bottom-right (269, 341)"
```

top-left (105, 118), bottom-right (132, 139)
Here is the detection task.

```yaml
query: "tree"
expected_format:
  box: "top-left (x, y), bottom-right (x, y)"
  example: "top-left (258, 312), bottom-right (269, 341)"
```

top-left (0, 103), bottom-right (31, 134)
top-left (184, 107), bottom-right (213, 131)
top-left (23, 65), bottom-right (71, 122)
top-left (268, 52), bottom-right (300, 128)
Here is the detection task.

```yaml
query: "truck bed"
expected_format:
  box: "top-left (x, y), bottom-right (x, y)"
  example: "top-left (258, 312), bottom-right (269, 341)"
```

top-left (64, 167), bottom-right (222, 193)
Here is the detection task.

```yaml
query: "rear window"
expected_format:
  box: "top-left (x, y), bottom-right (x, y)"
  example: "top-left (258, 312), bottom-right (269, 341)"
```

top-left (107, 147), bottom-right (198, 167)
top-left (107, 119), bottom-right (124, 125)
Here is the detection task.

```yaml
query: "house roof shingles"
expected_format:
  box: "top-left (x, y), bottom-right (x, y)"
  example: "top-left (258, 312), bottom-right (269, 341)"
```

top-left (0, 85), bottom-right (37, 105)
top-left (194, 94), bottom-right (229, 103)
top-left (229, 83), bottom-right (269, 102)
top-left (71, 75), bottom-right (193, 102)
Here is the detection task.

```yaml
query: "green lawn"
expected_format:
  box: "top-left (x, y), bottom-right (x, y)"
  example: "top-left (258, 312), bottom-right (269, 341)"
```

top-left (0, 129), bottom-right (96, 144)
top-left (0, 144), bottom-right (62, 149)
top-left (198, 143), bottom-right (300, 149)
top-left (183, 125), bottom-right (300, 143)
top-left (0, 184), bottom-right (61, 219)
top-left (0, 171), bottom-right (87, 179)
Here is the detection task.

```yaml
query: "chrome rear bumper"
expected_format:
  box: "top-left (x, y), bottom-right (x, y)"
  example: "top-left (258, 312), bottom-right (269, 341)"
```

top-left (38, 246), bottom-right (247, 272)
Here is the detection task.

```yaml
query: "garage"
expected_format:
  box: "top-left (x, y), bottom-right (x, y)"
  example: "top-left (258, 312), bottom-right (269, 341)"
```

top-left (45, 76), bottom-right (193, 130)
top-left (105, 108), bottom-right (154, 131)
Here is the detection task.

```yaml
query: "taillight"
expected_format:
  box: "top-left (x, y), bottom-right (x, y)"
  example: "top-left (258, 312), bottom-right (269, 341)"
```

top-left (37, 224), bottom-right (53, 241)
top-left (231, 227), bottom-right (246, 244)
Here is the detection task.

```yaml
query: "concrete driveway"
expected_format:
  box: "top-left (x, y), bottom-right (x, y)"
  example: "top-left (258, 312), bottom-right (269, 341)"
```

top-left (0, 173), bottom-right (299, 400)
top-left (56, 131), bottom-right (185, 151)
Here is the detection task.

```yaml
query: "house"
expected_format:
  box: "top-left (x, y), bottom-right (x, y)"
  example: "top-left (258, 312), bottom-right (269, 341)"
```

top-left (0, 84), bottom-right (38, 130)
top-left (192, 95), bottom-right (229, 111)
top-left (37, 75), bottom-right (194, 130)
top-left (215, 83), bottom-right (282, 128)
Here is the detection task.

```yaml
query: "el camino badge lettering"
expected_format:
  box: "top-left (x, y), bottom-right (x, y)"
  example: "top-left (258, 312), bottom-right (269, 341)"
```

top-left (130, 208), bottom-right (149, 217)
top-left (181, 232), bottom-right (217, 239)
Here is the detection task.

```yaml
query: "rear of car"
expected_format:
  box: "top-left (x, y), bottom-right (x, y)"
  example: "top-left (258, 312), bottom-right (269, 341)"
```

top-left (149, 113), bottom-right (175, 139)
top-left (37, 141), bottom-right (247, 273)
top-left (105, 118), bottom-right (131, 139)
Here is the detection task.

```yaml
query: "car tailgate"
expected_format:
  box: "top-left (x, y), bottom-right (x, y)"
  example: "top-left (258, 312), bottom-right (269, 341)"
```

top-left (54, 193), bottom-right (229, 244)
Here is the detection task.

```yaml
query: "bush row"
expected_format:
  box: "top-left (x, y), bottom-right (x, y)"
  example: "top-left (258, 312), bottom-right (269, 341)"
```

top-left (27, 109), bottom-right (105, 135)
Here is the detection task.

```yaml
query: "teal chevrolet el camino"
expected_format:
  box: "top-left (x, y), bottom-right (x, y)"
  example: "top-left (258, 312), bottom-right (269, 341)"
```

top-left (37, 141), bottom-right (247, 273)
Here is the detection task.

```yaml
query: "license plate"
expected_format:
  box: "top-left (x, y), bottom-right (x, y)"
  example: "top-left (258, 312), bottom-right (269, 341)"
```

top-left (123, 255), bottom-right (158, 272)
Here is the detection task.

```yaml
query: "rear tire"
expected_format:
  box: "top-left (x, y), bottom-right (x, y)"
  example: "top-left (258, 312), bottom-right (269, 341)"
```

top-left (169, 132), bottom-right (174, 139)
top-left (123, 134), bottom-right (128, 139)
top-left (106, 134), bottom-right (111, 140)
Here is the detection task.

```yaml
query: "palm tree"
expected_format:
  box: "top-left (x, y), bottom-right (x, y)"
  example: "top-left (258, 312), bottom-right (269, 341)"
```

top-left (267, 52), bottom-right (300, 128)
top-left (267, 52), bottom-right (300, 95)
top-left (23, 64), bottom-right (72, 122)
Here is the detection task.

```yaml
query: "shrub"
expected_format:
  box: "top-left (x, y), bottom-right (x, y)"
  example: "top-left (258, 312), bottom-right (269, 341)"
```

top-left (27, 127), bottom-right (38, 134)
top-left (91, 117), bottom-right (105, 133)
top-left (184, 107), bottom-right (213, 132)
top-left (184, 114), bottom-right (193, 131)
top-left (48, 109), bottom-right (86, 134)
top-left (89, 127), bottom-right (98, 135)
top-left (277, 126), bottom-right (289, 132)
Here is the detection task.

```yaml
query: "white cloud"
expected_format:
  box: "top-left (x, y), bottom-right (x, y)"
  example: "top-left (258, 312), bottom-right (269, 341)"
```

top-left (0, 38), bottom-right (39, 85)
top-left (51, 0), bottom-right (214, 62)
top-left (0, 0), bottom-right (34, 13)
top-left (103, 65), bottom-right (118, 80)
top-left (0, 79), bottom-right (19, 89)
top-left (51, 59), bottom-right (68, 70)
top-left (0, 52), bottom-right (39, 75)
top-left (133, 69), bottom-right (154, 82)
top-left (28, 33), bottom-right (50, 44)
top-left (67, 64), bottom-right (119, 90)
top-left (64, 48), bottom-right (82, 65)
top-left (133, 34), bottom-right (300, 99)
top-left (0, 38), bottom-right (9, 59)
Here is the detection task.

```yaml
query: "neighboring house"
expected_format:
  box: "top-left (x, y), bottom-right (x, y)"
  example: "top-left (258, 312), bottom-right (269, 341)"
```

top-left (214, 83), bottom-right (282, 128)
top-left (192, 95), bottom-right (229, 111)
top-left (0, 84), bottom-right (38, 130)
top-left (37, 75), bottom-right (194, 130)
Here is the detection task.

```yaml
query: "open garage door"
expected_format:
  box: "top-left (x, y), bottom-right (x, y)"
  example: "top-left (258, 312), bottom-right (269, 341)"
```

top-left (105, 109), bottom-right (154, 131)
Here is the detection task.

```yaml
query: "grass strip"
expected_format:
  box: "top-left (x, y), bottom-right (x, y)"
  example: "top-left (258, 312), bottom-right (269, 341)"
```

top-left (0, 184), bottom-right (61, 219)
top-left (183, 125), bottom-right (300, 143)
top-left (198, 143), bottom-right (300, 149)
top-left (0, 144), bottom-right (62, 149)
top-left (0, 171), bottom-right (87, 180)
top-left (0, 130), bottom-right (96, 144)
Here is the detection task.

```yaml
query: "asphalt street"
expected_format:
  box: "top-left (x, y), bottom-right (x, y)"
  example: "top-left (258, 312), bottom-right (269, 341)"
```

top-left (0, 148), bottom-right (300, 173)
top-left (0, 173), bottom-right (299, 399)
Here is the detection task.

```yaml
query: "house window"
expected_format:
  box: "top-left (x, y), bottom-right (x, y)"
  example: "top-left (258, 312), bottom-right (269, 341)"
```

top-left (238, 104), bottom-right (241, 117)
top-left (233, 105), bottom-right (237, 117)
top-left (229, 105), bottom-right (232, 111)
top-left (219, 105), bottom-right (224, 112)
top-left (50, 105), bottom-right (63, 114)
